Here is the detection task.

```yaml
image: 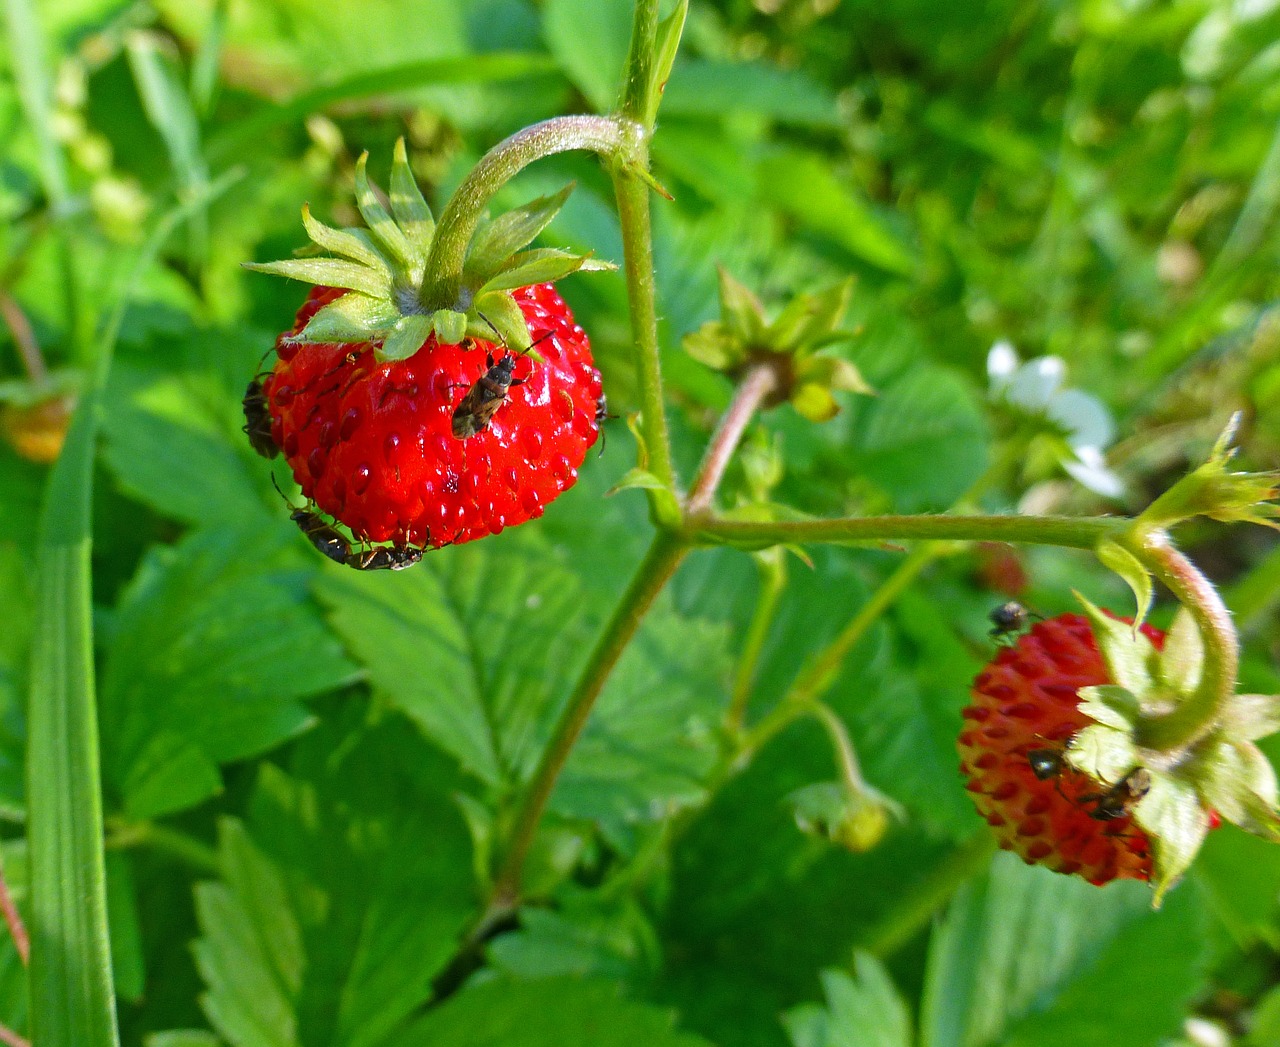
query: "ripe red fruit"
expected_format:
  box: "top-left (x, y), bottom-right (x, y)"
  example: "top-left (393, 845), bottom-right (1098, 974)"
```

top-left (264, 282), bottom-right (602, 547)
top-left (958, 613), bottom-right (1166, 886)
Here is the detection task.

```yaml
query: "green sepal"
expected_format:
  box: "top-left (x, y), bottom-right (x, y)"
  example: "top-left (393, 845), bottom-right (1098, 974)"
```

top-left (1195, 736), bottom-right (1280, 840)
top-left (465, 184), bottom-right (576, 287)
top-left (1095, 538), bottom-right (1153, 635)
top-left (430, 309), bottom-right (468, 346)
top-left (479, 249), bottom-right (614, 295)
top-left (300, 205), bottom-right (389, 275)
top-left (292, 292), bottom-right (400, 344)
top-left (389, 137), bottom-right (434, 263)
top-left (767, 279), bottom-right (853, 352)
top-left (605, 468), bottom-right (667, 497)
top-left (1220, 693), bottom-right (1280, 741)
top-left (1066, 720), bottom-right (1139, 784)
top-left (682, 323), bottom-right (742, 370)
top-left (1073, 590), bottom-right (1159, 698)
top-left (1137, 773), bottom-right (1211, 907)
top-left (1158, 607), bottom-right (1204, 697)
top-left (1140, 412), bottom-right (1280, 531)
top-left (380, 314), bottom-right (433, 362)
top-left (1075, 685), bottom-right (1142, 731)
top-left (717, 267), bottom-right (768, 345)
top-left (241, 257), bottom-right (392, 299)
top-left (791, 383), bottom-right (840, 423)
top-left (472, 291), bottom-right (533, 353)
top-left (646, 0), bottom-right (690, 127)
top-left (805, 354), bottom-right (873, 395)
top-left (354, 151), bottom-right (415, 274)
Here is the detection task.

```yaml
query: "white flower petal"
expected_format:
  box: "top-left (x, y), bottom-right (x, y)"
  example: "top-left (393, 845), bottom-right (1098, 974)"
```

top-left (1064, 445), bottom-right (1125, 497)
top-left (1047, 388), bottom-right (1115, 449)
top-left (987, 341), bottom-right (1020, 395)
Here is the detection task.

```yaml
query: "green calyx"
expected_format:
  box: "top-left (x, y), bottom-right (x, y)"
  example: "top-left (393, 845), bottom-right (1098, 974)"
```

top-left (244, 138), bottom-right (613, 360)
top-left (683, 268), bottom-right (872, 422)
top-left (1065, 595), bottom-right (1280, 905)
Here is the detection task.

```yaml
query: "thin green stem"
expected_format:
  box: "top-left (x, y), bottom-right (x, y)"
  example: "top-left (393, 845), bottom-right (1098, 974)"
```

top-left (726, 550), bottom-right (787, 732)
top-left (857, 833), bottom-right (998, 958)
top-left (789, 544), bottom-right (944, 709)
top-left (488, 533), bottom-right (689, 913)
top-left (420, 115), bottom-right (639, 310)
top-left (691, 513), bottom-right (1129, 549)
top-left (612, 163), bottom-right (677, 496)
top-left (809, 701), bottom-right (868, 792)
top-left (1130, 529), bottom-right (1239, 751)
top-left (104, 820), bottom-right (219, 875)
top-left (686, 361), bottom-right (778, 516)
top-left (619, 0), bottom-right (660, 126)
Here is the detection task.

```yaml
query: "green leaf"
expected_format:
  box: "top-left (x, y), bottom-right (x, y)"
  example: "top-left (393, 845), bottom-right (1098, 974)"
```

top-left (193, 717), bottom-right (475, 1047)
top-left (242, 258), bottom-right (392, 299)
top-left (663, 59), bottom-right (841, 128)
top-left (921, 852), bottom-right (1208, 1047)
top-left (758, 150), bottom-right (917, 276)
top-left (1094, 539), bottom-right (1153, 635)
top-left (390, 977), bottom-right (713, 1047)
top-left (648, 0), bottom-right (690, 127)
top-left (100, 525), bottom-right (355, 819)
top-left (466, 185), bottom-right (576, 286)
top-left (488, 900), bottom-right (658, 983)
top-left (783, 957), bottom-right (912, 1047)
top-left (145, 1034), bottom-right (224, 1047)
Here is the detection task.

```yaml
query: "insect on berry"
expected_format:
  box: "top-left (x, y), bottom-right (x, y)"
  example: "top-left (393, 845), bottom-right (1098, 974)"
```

top-left (346, 542), bottom-right (426, 572)
top-left (988, 600), bottom-right (1042, 645)
top-left (242, 377), bottom-right (279, 458)
top-left (593, 391), bottom-right (617, 457)
top-left (450, 327), bottom-right (554, 440)
top-left (1027, 747), bottom-right (1065, 781)
top-left (1082, 767), bottom-right (1152, 822)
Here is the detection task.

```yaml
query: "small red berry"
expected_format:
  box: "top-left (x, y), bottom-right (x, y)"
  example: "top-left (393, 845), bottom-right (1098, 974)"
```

top-left (958, 613), bottom-right (1166, 886)
top-left (264, 283), bottom-right (600, 547)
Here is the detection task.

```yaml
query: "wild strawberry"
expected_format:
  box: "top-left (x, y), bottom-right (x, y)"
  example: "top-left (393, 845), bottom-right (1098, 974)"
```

top-left (245, 139), bottom-right (611, 549)
top-left (263, 282), bottom-right (600, 546)
top-left (958, 613), bottom-right (1166, 886)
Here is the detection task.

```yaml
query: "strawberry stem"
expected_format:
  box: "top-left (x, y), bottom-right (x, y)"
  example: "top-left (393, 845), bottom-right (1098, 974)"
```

top-left (420, 115), bottom-right (640, 312)
top-left (1129, 529), bottom-right (1239, 751)
top-left (686, 360), bottom-right (779, 514)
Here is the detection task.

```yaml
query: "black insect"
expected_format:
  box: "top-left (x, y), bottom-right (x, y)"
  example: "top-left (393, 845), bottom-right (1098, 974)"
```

top-left (346, 542), bottom-right (424, 571)
top-left (292, 506), bottom-right (352, 564)
top-left (988, 601), bottom-right (1042, 645)
top-left (451, 351), bottom-right (526, 439)
top-left (593, 391), bottom-right (617, 458)
top-left (1082, 768), bottom-right (1151, 822)
top-left (1027, 747), bottom-right (1065, 781)
top-left (242, 377), bottom-right (279, 458)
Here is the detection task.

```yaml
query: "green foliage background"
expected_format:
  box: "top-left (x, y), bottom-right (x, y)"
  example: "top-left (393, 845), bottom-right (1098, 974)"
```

top-left (2, 0), bottom-right (1280, 1044)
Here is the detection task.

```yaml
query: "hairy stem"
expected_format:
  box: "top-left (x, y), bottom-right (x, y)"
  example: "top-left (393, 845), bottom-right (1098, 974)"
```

top-left (612, 164), bottom-right (677, 496)
top-left (686, 362), bottom-right (778, 515)
top-left (421, 115), bottom-right (639, 310)
top-left (0, 853), bottom-right (28, 965)
top-left (691, 513), bottom-right (1129, 549)
top-left (1131, 529), bottom-right (1239, 750)
top-left (726, 550), bottom-right (787, 732)
top-left (489, 534), bottom-right (688, 913)
top-left (0, 1023), bottom-right (30, 1047)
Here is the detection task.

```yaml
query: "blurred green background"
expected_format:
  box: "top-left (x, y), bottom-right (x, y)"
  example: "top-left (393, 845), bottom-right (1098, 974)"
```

top-left (2, 0), bottom-right (1280, 1044)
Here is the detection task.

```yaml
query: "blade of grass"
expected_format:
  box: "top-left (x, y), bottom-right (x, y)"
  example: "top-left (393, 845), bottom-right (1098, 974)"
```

top-left (26, 169), bottom-right (242, 1047)
top-left (206, 52), bottom-right (556, 160)
top-left (190, 0), bottom-right (228, 118)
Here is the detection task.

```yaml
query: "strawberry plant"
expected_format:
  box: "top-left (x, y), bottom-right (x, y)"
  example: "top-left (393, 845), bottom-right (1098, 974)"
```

top-left (3, 2), bottom-right (1280, 1046)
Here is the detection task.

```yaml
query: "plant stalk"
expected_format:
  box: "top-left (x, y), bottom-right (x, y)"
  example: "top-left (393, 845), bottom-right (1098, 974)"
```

top-left (726, 549), bottom-right (787, 732)
top-left (686, 361), bottom-right (778, 516)
top-left (421, 115), bottom-right (639, 310)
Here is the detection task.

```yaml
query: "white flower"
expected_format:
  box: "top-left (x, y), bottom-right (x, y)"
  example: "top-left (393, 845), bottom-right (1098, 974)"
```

top-left (987, 343), bottom-right (1124, 497)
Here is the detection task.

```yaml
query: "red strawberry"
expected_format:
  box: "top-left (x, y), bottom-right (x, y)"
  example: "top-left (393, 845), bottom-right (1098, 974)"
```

top-left (958, 613), bottom-right (1166, 886)
top-left (264, 283), bottom-right (601, 547)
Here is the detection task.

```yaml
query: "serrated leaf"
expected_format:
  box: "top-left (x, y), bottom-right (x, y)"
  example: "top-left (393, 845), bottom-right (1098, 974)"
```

top-left (1158, 607), bottom-right (1204, 697)
top-left (242, 258), bottom-right (392, 299)
top-left (466, 185), bottom-right (576, 285)
top-left (390, 977), bottom-right (713, 1047)
top-left (295, 292), bottom-right (400, 344)
top-left (1134, 774), bottom-right (1210, 906)
top-left (299, 206), bottom-right (390, 274)
top-left (100, 525), bottom-right (354, 818)
top-left (1072, 592), bottom-right (1156, 699)
top-left (389, 138), bottom-right (433, 263)
top-left (353, 151), bottom-right (414, 270)
top-left (1065, 722), bottom-right (1138, 784)
top-left (488, 900), bottom-right (658, 983)
top-left (379, 314), bottom-right (432, 362)
top-left (479, 248), bottom-right (611, 294)
top-left (1095, 539), bottom-right (1153, 635)
top-left (783, 957), bottom-right (912, 1047)
top-left (1220, 693), bottom-right (1280, 741)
